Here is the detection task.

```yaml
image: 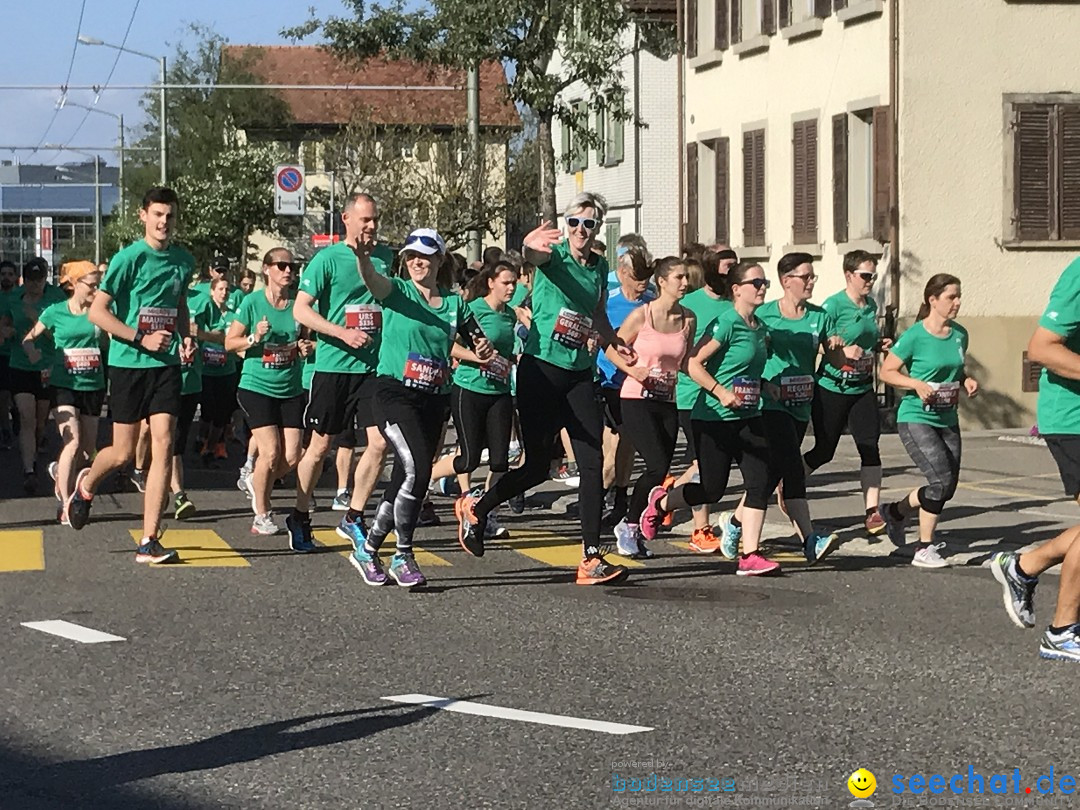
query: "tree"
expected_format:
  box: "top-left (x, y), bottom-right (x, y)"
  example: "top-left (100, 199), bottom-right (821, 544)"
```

top-left (284, 0), bottom-right (676, 225)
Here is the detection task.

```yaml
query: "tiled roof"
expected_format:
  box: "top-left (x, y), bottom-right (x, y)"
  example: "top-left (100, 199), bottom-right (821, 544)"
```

top-left (222, 45), bottom-right (521, 129)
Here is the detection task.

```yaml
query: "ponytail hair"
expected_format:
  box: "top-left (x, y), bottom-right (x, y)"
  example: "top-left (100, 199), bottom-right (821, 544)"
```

top-left (465, 259), bottom-right (518, 302)
top-left (916, 273), bottom-right (961, 321)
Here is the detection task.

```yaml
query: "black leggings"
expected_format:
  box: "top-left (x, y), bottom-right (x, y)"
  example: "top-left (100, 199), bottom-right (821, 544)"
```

top-left (622, 398), bottom-right (678, 523)
top-left (676, 417), bottom-right (772, 510)
top-left (368, 378), bottom-right (449, 554)
top-left (474, 354), bottom-right (604, 556)
top-left (173, 393), bottom-right (199, 456)
top-left (762, 409), bottom-right (809, 499)
top-left (200, 374), bottom-right (237, 429)
top-left (803, 387), bottom-right (881, 470)
top-left (451, 386), bottom-right (514, 475)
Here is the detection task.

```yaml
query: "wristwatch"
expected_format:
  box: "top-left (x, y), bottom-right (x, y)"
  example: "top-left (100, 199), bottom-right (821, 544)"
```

top-left (132, 328), bottom-right (146, 346)
top-left (246, 334), bottom-right (257, 347)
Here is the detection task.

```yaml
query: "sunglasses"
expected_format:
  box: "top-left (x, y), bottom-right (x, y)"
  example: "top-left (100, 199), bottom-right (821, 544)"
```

top-left (787, 273), bottom-right (816, 283)
top-left (269, 261), bottom-right (300, 272)
top-left (78, 278), bottom-right (100, 289)
top-left (566, 217), bottom-right (598, 231)
top-left (405, 235), bottom-right (442, 252)
top-left (855, 271), bottom-right (877, 283)
top-left (735, 278), bottom-right (771, 290)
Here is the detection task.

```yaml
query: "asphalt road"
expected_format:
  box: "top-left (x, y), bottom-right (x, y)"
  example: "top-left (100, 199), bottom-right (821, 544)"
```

top-left (1, 426), bottom-right (1077, 809)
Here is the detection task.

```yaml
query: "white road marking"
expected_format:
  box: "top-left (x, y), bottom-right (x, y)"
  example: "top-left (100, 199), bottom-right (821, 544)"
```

top-left (382, 693), bottom-right (652, 735)
top-left (21, 620), bottom-right (126, 644)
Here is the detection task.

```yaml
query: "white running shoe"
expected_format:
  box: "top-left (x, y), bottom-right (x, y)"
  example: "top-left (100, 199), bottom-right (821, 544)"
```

top-left (912, 542), bottom-right (949, 569)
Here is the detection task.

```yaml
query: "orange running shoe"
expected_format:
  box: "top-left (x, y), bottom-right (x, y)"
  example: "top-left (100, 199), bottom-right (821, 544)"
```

top-left (661, 475), bottom-right (676, 527)
top-left (865, 509), bottom-right (887, 536)
top-left (688, 525), bottom-right (723, 554)
top-left (576, 555), bottom-right (629, 585)
top-left (214, 441), bottom-right (228, 460)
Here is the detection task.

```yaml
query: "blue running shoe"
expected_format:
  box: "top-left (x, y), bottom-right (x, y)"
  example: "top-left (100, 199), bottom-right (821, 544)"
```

top-left (349, 545), bottom-right (387, 586)
top-left (389, 552), bottom-right (427, 587)
top-left (1039, 624), bottom-right (1080, 662)
top-left (285, 512), bottom-right (316, 553)
top-left (804, 532), bottom-right (840, 565)
top-left (336, 515), bottom-right (369, 551)
top-left (717, 511), bottom-right (741, 560)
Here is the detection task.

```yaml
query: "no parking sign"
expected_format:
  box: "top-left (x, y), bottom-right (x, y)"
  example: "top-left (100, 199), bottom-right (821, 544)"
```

top-left (274, 164), bottom-right (306, 216)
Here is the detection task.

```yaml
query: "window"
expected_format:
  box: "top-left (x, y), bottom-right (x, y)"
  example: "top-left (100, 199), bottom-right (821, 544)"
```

top-left (688, 0), bottom-right (699, 56)
top-left (743, 128), bottom-right (766, 247)
top-left (596, 104), bottom-right (625, 167)
top-left (686, 142), bottom-right (700, 244)
top-left (605, 219), bottom-right (621, 267)
top-left (1009, 99), bottom-right (1080, 242)
top-left (562, 100), bottom-right (590, 173)
top-left (713, 137), bottom-right (731, 245)
top-left (832, 107), bottom-right (890, 244)
top-left (401, 144), bottom-right (414, 160)
top-left (779, 0), bottom-right (831, 26)
top-left (714, 0), bottom-right (729, 49)
top-left (792, 119), bottom-right (818, 244)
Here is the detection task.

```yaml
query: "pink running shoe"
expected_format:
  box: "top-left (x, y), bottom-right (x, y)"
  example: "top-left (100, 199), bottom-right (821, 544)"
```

top-left (736, 552), bottom-right (782, 577)
top-left (639, 485), bottom-right (668, 541)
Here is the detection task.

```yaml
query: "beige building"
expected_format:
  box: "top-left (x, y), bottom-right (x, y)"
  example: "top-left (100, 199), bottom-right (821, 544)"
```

top-left (683, 0), bottom-right (1080, 428)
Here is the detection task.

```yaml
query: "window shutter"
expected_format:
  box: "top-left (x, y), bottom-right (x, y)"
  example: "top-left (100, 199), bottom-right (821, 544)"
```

top-left (754, 130), bottom-right (766, 246)
top-left (832, 113), bottom-right (849, 244)
top-left (575, 101), bottom-right (589, 171)
top-left (687, 142), bottom-right (700, 244)
top-left (806, 120), bottom-right (818, 243)
top-left (778, 0), bottom-right (791, 28)
top-left (1013, 103), bottom-right (1053, 241)
top-left (715, 0), bottom-right (729, 49)
top-left (613, 112), bottom-right (625, 164)
top-left (1059, 104), bottom-right (1080, 240)
top-left (834, 0), bottom-right (848, 9)
top-left (762, 0), bottom-right (776, 35)
top-left (793, 122), bottom-right (807, 244)
top-left (815, 0), bottom-right (831, 17)
top-left (596, 108), bottom-right (607, 166)
top-left (561, 118), bottom-right (572, 172)
top-left (744, 129), bottom-right (766, 246)
top-left (731, 0), bottom-right (742, 45)
top-left (687, 0), bottom-right (699, 57)
top-left (872, 105), bottom-right (892, 242)
top-left (715, 137), bottom-right (730, 244)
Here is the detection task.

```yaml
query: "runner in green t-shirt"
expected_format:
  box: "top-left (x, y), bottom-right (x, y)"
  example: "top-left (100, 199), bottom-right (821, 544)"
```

top-left (198, 277), bottom-right (239, 467)
top-left (225, 248), bottom-right (314, 544)
top-left (22, 261), bottom-right (105, 512)
top-left (0, 259), bottom-right (18, 449)
top-left (430, 261), bottom-right (519, 524)
top-left (803, 250), bottom-right (893, 536)
top-left (348, 227), bottom-right (492, 588)
top-left (66, 186), bottom-right (198, 566)
top-left (5, 258), bottom-right (65, 489)
top-left (878, 273), bottom-right (978, 570)
top-left (456, 193), bottom-right (636, 586)
top-left (991, 255), bottom-right (1080, 662)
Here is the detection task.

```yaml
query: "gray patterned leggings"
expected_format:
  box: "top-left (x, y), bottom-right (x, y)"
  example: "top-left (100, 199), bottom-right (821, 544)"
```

top-left (898, 422), bottom-right (962, 515)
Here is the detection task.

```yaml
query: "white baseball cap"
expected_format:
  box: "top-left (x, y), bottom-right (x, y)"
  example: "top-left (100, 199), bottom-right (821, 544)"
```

top-left (402, 228), bottom-right (446, 256)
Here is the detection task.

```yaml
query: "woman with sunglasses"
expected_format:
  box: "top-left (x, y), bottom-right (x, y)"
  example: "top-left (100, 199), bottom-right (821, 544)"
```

top-left (225, 249), bottom-right (314, 543)
top-left (802, 249), bottom-right (892, 535)
top-left (198, 277), bottom-right (239, 469)
top-left (752, 253), bottom-right (846, 564)
top-left (877, 273), bottom-right (977, 568)
top-left (347, 228), bottom-right (492, 588)
top-left (638, 261), bottom-right (780, 576)
top-left (455, 192), bottom-right (635, 586)
top-left (20, 261), bottom-right (105, 518)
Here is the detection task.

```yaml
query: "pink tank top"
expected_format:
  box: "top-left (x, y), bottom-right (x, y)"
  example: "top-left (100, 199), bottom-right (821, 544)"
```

top-left (620, 302), bottom-right (691, 402)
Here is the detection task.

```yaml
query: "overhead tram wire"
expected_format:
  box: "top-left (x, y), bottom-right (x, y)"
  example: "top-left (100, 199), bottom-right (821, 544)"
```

top-left (31, 0), bottom-right (88, 153)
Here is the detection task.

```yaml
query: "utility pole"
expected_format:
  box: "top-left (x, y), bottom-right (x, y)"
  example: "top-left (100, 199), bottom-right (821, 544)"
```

top-left (466, 63), bottom-right (481, 264)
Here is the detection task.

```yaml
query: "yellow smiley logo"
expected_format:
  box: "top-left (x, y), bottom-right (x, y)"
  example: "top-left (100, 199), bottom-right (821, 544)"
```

top-left (848, 768), bottom-right (877, 798)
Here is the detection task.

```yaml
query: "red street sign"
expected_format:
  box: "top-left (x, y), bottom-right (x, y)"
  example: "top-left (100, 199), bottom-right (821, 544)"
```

top-left (311, 234), bottom-right (341, 247)
top-left (41, 228), bottom-right (53, 251)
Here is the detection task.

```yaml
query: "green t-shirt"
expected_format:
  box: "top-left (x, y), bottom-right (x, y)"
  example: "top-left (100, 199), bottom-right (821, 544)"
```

top-left (523, 240), bottom-right (605, 372)
top-left (692, 307), bottom-right (769, 422)
top-left (297, 241), bottom-right (393, 375)
top-left (180, 295), bottom-right (212, 396)
top-left (8, 285), bottom-right (66, 372)
top-left (676, 288), bottom-right (733, 411)
top-left (37, 300), bottom-right (106, 391)
top-left (509, 283), bottom-right (529, 309)
top-left (377, 278), bottom-right (466, 394)
top-left (1037, 257), bottom-right (1080, 435)
top-left (235, 291), bottom-right (303, 400)
top-left (200, 300), bottom-right (237, 378)
top-left (0, 289), bottom-right (14, 357)
top-left (891, 320), bottom-right (969, 428)
top-left (191, 281), bottom-right (245, 312)
top-left (758, 300), bottom-right (833, 422)
top-left (101, 239), bottom-right (196, 369)
top-left (817, 291), bottom-right (879, 395)
top-left (453, 297), bottom-right (517, 395)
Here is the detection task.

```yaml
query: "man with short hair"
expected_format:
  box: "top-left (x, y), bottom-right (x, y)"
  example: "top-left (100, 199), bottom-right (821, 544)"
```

top-left (66, 187), bottom-right (197, 564)
top-left (0, 259), bottom-right (18, 448)
top-left (292, 193), bottom-right (394, 556)
top-left (482, 245), bottom-right (503, 267)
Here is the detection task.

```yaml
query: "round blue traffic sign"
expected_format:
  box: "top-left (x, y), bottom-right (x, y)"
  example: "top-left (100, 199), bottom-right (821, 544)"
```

top-left (276, 167), bottom-right (303, 193)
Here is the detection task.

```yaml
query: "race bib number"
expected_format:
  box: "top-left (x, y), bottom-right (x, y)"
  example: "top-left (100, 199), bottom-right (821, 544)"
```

top-left (137, 306), bottom-right (177, 334)
top-left (731, 376), bottom-right (761, 409)
top-left (344, 304), bottom-right (382, 333)
top-left (480, 354), bottom-right (512, 384)
top-left (63, 347), bottom-right (101, 375)
top-left (202, 344), bottom-right (227, 368)
top-left (839, 353), bottom-right (874, 380)
top-left (780, 374), bottom-right (815, 406)
top-left (262, 342), bottom-right (298, 369)
top-left (642, 368), bottom-right (677, 402)
top-left (403, 352), bottom-right (448, 393)
top-left (552, 308), bottom-right (593, 350)
top-left (924, 381), bottom-right (960, 412)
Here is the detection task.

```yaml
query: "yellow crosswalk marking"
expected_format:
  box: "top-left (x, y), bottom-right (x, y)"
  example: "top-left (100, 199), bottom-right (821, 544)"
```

top-left (312, 530), bottom-right (452, 566)
top-left (129, 529), bottom-right (250, 567)
top-left (0, 530), bottom-right (45, 572)
top-left (496, 528), bottom-right (645, 568)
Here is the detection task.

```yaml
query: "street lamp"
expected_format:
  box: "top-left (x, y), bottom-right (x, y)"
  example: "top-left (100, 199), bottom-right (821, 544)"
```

top-left (48, 145), bottom-right (101, 264)
top-left (57, 98), bottom-right (124, 204)
top-left (77, 34), bottom-right (166, 185)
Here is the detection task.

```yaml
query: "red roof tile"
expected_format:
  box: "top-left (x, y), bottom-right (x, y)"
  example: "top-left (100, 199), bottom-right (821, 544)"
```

top-left (222, 45), bottom-right (521, 129)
